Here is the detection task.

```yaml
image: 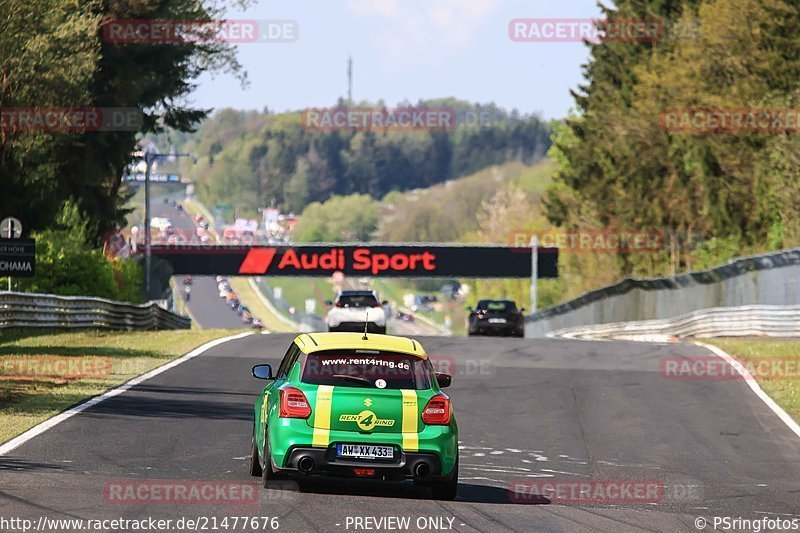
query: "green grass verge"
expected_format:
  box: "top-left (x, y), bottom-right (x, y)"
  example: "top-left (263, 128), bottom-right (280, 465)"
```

top-left (268, 277), bottom-right (334, 313)
top-left (0, 329), bottom-right (235, 444)
top-left (702, 338), bottom-right (800, 423)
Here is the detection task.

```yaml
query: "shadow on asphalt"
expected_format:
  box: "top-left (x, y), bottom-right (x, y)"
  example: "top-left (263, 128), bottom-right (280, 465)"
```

top-left (271, 476), bottom-right (551, 505)
top-left (81, 396), bottom-right (251, 421)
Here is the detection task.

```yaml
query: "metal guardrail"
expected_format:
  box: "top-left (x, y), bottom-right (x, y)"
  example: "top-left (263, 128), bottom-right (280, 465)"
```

top-left (0, 291), bottom-right (191, 330)
top-left (550, 305), bottom-right (800, 341)
top-left (525, 247), bottom-right (800, 336)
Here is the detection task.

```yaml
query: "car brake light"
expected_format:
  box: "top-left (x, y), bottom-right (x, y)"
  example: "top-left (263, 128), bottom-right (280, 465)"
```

top-left (279, 387), bottom-right (311, 419)
top-left (335, 302), bottom-right (343, 307)
top-left (373, 303), bottom-right (382, 308)
top-left (421, 394), bottom-right (451, 425)
top-left (353, 468), bottom-right (376, 477)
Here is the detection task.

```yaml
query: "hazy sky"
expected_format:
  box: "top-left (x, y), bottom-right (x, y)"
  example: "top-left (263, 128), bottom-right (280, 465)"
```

top-left (189, 0), bottom-right (603, 119)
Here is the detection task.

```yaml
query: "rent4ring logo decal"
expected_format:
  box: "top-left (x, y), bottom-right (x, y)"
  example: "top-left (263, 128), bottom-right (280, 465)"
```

top-left (339, 410), bottom-right (395, 431)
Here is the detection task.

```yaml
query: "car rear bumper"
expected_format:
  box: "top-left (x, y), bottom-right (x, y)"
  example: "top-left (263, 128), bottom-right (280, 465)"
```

top-left (329, 322), bottom-right (386, 332)
top-left (469, 321), bottom-right (523, 335)
top-left (268, 419), bottom-right (458, 476)
top-left (279, 446), bottom-right (447, 480)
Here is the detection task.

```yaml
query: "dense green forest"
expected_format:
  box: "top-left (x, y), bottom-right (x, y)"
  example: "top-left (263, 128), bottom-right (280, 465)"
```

top-left (546, 0), bottom-right (800, 279)
top-left (0, 0), bottom-right (248, 242)
top-left (168, 100), bottom-right (551, 215)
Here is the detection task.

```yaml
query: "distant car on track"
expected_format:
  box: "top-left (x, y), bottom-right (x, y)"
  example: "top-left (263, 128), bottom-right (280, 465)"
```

top-left (394, 311), bottom-right (415, 322)
top-left (326, 290), bottom-right (388, 334)
top-left (467, 299), bottom-right (525, 337)
top-left (249, 332), bottom-right (458, 499)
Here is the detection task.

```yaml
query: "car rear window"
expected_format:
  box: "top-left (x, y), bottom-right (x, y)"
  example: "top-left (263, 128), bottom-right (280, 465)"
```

top-left (301, 350), bottom-right (432, 390)
top-left (336, 294), bottom-right (379, 308)
top-left (478, 300), bottom-right (517, 312)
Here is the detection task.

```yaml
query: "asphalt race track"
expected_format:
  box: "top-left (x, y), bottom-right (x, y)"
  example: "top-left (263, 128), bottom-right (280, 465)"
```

top-left (148, 200), bottom-right (247, 330)
top-left (2, 333), bottom-right (799, 532)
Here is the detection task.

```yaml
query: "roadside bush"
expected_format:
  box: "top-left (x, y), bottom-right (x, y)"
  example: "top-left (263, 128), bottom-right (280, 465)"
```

top-left (16, 201), bottom-right (145, 302)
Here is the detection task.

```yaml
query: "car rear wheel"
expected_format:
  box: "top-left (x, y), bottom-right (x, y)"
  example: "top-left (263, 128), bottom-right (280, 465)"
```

top-left (429, 458), bottom-right (458, 500)
top-left (261, 429), bottom-right (288, 487)
top-left (249, 432), bottom-right (262, 477)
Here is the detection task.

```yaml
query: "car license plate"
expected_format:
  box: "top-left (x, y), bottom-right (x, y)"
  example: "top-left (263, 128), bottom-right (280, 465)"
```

top-left (337, 444), bottom-right (394, 459)
top-left (488, 318), bottom-right (506, 324)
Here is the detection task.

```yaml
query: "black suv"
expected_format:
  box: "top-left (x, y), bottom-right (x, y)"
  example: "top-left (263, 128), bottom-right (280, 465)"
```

top-left (467, 299), bottom-right (525, 337)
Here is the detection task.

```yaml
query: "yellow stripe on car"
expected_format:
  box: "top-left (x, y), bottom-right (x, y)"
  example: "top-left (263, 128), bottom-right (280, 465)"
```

top-left (312, 385), bottom-right (335, 447)
top-left (401, 389), bottom-right (419, 451)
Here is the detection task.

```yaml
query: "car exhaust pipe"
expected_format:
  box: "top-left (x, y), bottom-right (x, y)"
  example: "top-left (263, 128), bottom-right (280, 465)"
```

top-left (297, 456), bottom-right (315, 473)
top-left (413, 462), bottom-right (430, 480)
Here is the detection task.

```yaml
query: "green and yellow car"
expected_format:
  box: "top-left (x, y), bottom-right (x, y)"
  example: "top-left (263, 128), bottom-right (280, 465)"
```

top-left (249, 332), bottom-right (459, 500)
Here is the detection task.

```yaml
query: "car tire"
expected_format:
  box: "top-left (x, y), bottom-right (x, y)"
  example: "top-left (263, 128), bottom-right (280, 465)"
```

top-left (249, 432), bottom-right (262, 477)
top-left (261, 429), bottom-right (288, 487)
top-left (429, 458), bottom-right (458, 501)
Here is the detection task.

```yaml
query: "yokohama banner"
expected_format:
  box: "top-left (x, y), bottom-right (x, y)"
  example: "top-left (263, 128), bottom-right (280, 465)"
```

top-left (150, 244), bottom-right (558, 278)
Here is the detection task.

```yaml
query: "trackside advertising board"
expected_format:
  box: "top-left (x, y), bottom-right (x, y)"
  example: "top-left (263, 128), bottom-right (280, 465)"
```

top-left (151, 244), bottom-right (558, 278)
top-left (0, 238), bottom-right (36, 277)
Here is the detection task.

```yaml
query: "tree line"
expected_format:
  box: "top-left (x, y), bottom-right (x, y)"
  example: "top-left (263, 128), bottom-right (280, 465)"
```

top-left (171, 98), bottom-right (551, 215)
top-left (546, 0), bottom-right (800, 279)
top-left (0, 0), bottom-right (248, 242)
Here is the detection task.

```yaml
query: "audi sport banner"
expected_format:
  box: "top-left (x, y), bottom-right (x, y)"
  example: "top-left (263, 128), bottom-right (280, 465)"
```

top-left (151, 244), bottom-right (558, 278)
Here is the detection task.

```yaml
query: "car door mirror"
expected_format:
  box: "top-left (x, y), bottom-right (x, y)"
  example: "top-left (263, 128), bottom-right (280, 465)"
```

top-left (252, 364), bottom-right (273, 380)
top-left (382, 300), bottom-right (388, 305)
top-left (435, 372), bottom-right (452, 388)
top-left (325, 300), bottom-right (333, 306)
top-left (466, 306), bottom-right (473, 312)
top-left (520, 307), bottom-right (527, 313)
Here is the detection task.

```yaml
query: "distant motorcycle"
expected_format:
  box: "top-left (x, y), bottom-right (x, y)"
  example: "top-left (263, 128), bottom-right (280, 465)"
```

top-left (184, 287), bottom-right (191, 302)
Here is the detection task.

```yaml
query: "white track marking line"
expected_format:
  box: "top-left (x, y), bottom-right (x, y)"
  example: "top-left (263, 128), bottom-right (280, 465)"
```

top-left (0, 331), bottom-right (254, 456)
top-left (696, 341), bottom-right (800, 440)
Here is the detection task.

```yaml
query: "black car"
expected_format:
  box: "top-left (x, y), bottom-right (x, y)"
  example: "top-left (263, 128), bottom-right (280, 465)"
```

top-left (467, 299), bottom-right (525, 337)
